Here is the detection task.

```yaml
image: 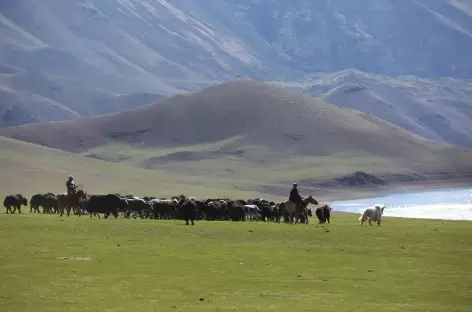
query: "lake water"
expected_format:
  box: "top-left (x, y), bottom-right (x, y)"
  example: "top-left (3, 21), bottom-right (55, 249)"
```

top-left (330, 187), bottom-right (472, 221)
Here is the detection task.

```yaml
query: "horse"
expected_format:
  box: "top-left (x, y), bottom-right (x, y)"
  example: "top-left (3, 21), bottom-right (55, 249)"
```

top-left (57, 189), bottom-right (88, 217)
top-left (359, 204), bottom-right (386, 226)
top-left (280, 195), bottom-right (319, 224)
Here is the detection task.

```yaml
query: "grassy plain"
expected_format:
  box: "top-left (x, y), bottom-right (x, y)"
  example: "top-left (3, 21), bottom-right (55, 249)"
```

top-left (1, 213), bottom-right (471, 312)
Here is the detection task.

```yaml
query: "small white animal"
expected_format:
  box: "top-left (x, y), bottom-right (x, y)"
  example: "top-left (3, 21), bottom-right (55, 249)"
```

top-left (359, 204), bottom-right (386, 226)
top-left (244, 204), bottom-right (260, 221)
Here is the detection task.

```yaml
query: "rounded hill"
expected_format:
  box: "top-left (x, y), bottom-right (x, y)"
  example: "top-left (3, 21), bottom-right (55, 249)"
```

top-left (1, 79), bottom-right (472, 173)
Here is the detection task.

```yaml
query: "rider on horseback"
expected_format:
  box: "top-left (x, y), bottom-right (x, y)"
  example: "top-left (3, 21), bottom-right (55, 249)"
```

top-left (66, 175), bottom-right (77, 195)
top-left (289, 183), bottom-right (302, 212)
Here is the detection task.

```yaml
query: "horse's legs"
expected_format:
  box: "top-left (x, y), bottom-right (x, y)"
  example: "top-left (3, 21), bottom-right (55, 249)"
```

top-left (368, 220), bottom-right (373, 226)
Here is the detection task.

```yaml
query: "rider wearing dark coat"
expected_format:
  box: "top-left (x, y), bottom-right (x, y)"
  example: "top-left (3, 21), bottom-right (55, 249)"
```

top-left (289, 183), bottom-right (302, 209)
top-left (66, 175), bottom-right (77, 195)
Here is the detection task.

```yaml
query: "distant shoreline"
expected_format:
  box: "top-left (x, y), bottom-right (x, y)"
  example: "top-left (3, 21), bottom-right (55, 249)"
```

top-left (313, 179), bottom-right (472, 202)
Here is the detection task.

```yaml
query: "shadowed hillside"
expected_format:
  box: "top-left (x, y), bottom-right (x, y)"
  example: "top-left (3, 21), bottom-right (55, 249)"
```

top-left (2, 80), bottom-right (472, 189)
top-left (302, 70), bottom-right (472, 149)
top-left (0, 70), bottom-right (166, 127)
top-left (0, 86), bottom-right (79, 127)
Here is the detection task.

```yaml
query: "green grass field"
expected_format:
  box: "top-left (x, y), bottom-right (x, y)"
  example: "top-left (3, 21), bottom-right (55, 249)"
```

top-left (1, 213), bottom-right (471, 312)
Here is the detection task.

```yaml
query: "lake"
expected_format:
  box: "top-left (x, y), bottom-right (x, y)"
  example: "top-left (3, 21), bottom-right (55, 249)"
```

top-left (330, 187), bottom-right (472, 221)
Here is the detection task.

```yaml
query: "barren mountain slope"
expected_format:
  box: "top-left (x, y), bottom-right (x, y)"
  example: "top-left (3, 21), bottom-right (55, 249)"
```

top-left (302, 70), bottom-right (472, 149)
top-left (0, 70), bottom-right (165, 126)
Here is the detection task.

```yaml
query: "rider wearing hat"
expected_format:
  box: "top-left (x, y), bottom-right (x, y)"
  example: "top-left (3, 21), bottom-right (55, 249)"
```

top-left (66, 175), bottom-right (77, 195)
top-left (289, 183), bottom-right (302, 211)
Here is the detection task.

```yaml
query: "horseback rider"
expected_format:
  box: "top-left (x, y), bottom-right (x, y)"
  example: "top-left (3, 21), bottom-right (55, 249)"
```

top-left (289, 183), bottom-right (302, 212)
top-left (66, 175), bottom-right (77, 195)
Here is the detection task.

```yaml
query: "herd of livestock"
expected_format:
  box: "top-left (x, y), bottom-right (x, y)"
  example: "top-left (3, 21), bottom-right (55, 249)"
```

top-left (4, 191), bottom-right (387, 226)
top-left (2, 191), bottom-right (335, 225)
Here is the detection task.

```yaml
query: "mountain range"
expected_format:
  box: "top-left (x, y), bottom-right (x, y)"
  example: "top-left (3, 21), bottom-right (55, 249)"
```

top-left (299, 70), bottom-right (472, 149)
top-left (1, 0), bottom-right (472, 149)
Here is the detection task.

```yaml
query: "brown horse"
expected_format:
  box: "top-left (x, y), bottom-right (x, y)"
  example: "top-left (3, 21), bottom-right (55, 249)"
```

top-left (57, 190), bottom-right (87, 217)
top-left (280, 195), bottom-right (319, 224)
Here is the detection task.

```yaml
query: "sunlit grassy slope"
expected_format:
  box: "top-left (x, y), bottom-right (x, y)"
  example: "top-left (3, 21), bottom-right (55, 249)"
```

top-left (82, 141), bottom-right (398, 182)
top-left (0, 136), bottom-right (265, 199)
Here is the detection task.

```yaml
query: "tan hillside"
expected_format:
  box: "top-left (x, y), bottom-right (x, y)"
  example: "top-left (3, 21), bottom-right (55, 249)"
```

top-left (1, 79), bottom-right (472, 178)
